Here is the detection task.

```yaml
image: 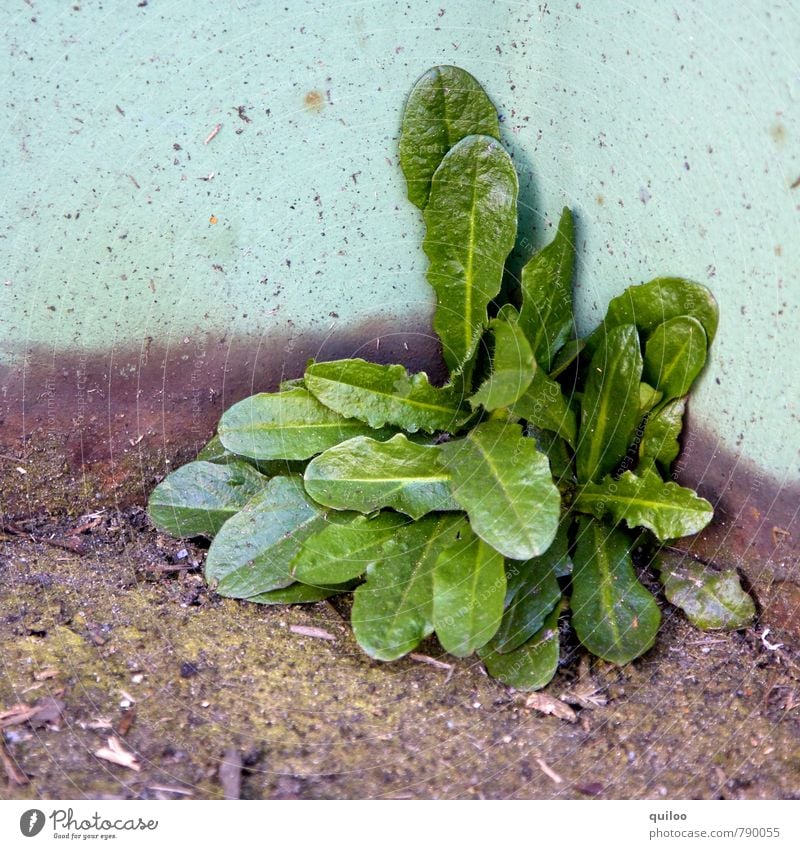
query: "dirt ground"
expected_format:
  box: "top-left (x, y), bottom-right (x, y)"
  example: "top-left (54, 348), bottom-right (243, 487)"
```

top-left (1, 509), bottom-right (799, 800)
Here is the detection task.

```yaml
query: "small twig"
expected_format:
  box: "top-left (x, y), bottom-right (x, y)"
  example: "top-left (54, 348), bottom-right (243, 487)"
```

top-left (219, 747), bottom-right (243, 800)
top-left (534, 757), bottom-right (563, 784)
top-left (148, 784), bottom-right (194, 797)
top-left (0, 736), bottom-right (29, 786)
top-left (204, 123), bottom-right (222, 145)
top-left (289, 625), bottom-right (336, 641)
top-left (409, 653), bottom-right (454, 682)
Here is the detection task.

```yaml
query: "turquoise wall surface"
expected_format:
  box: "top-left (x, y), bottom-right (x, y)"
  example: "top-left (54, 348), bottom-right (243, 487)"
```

top-left (2, 1), bottom-right (798, 530)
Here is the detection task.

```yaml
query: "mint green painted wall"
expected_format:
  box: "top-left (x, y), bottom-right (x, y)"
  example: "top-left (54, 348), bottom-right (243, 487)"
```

top-left (3, 1), bottom-right (798, 481)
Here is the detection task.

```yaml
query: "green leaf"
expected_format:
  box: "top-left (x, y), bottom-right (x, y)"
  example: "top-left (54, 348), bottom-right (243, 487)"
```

top-left (248, 581), bottom-right (357, 605)
top-left (197, 433), bottom-right (306, 476)
top-left (399, 65), bottom-right (500, 209)
top-left (639, 397), bottom-right (685, 473)
top-left (591, 277), bottom-right (719, 348)
top-left (491, 557), bottom-right (561, 654)
top-left (433, 521), bottom-right (506, 657)
top-left (518, 207), bottom-right (576, 370)
top-left (478, 603), bottom-right (561, 691)
top-left (304, 434), bottom-right (460, 520)
top-left (574, 470), bottom-right (714, 541)
top-left (205, 476), bottom-right (353, 598)
top-left (510, 366), bottom-right (577, 447)
top-left (549, 338), bottom-right (586, 379)
top-left (643, 316), bottom-right (708, 399)
top-left (638, 383), bottom-right (663, 416)
top-left (148, 460), bottom-right (268, 538)
top-left (527, 427), bottom-right (574, 484)
top-left (470, 318), bottom-right (535, 411)
top-left (218, 387), bottom-right (393, 461)
top-left (304, 358), bottom-right (465, 433)
top-left (423, 134), bottom-right (519, 373)
top-left (351, 515), bottom-right (462, 661)
top-left (440, 420), bottom-right (560, 560)
top-left (291, 512), bottom-right (408, 586)
top-left (658, 556), bottom-right (755, 630)
top-left (576, 323), bottom-right (643, 483)
top-left (571, 516), bottom-right (661, 665)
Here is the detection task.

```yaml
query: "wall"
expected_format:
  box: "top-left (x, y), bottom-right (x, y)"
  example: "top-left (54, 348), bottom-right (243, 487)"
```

top-left (2, 1), bottom-right (798, 578)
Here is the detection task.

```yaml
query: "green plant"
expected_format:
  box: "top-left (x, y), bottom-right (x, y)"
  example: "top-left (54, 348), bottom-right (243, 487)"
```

top-left (148, 66), bottom-right (754, 690)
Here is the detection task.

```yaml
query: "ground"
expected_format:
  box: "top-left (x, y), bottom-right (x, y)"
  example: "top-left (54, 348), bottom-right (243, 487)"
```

top-left (1, 510), bottom-right (799, 800)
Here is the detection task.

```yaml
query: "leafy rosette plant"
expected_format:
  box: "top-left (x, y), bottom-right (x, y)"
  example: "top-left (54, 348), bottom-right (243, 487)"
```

top-left (148, 66), bottom-right (754, 690)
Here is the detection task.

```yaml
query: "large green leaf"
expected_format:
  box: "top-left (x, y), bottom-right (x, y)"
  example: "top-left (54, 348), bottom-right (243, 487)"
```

top-left (433, 521), bottom-right (506, 657)
top-left (575, 323), bottom-right (643, 483)
top-left (148, 460), bottom-right (268, 538)
top-left (248, 581), bottom-right (357, 605)
top-left (197, 433), bottom-right (307, 476)
top-left (470, 317), bottom-right (535, 411)
top-left (423, 134), bottom-right (518, 373)
top-left (639, 397), bottom-right (685, 473)
top-left (590, 277), bottom-right (719, 348)
top-left (574, 470), bottom-right (714, 541)
top-left (304, 358), bottom-right (465, 433)
top-left (478, 603), bottom-right (561, 691)
top-left (205, 476), bottom-right (354, 598)
top-left (491, 556), bottom-right (561, 654)
top-left (399, 65), bottom-right (500, 209)
top-left (304, 434), bottom-right (460, 519)
top-left (218, 387), bottom-right (393, 461)
top-left (658, 556), bottom-right (755, 630)
top-left (643, 316), bottom-right (708, 399)
top-left (440, 420), bottom-right (560, 560)
top-left (571, 516), bottom-right (661, 665)
top-left (291, 512), bottom-right (407, 586)
top-left (351, 515), bottom-right (462, 661)
top-left (518, 207), bottom-right (576, 370)
top-left (510, 366), bottom-right (577, 447)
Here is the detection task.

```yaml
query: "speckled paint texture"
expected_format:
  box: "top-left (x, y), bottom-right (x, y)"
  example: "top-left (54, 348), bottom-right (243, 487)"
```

top-left (1, 2), bottom-right (798, 569)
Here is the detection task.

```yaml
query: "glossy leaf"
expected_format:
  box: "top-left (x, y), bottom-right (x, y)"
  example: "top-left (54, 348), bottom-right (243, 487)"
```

top-left (304, 434), bottom-right (460, 519)
top-left (643, 316), bottom-right (708, 399)
top-left (575, 323), bottom-right (643, 483)
top-left (433, 521), bottom-right (506, 656)
top-left (639, 397), bottom-right (686, 472)
top-left (518, 207), bottom-right (576, 370)
top-left (574, 470), bottom-right (714, 541)
top-left (478, 603), bottom-right (561, 691)
top-left (248, 581), bottom-right (357, 605)
top-left (638, 383), bottom-right (663, 416)
top-left (205, 477), bottom-right (353, 598)
top-left (351, 515), bottom-right (462, 661)
top-left (491, 556), bottom-right (561, 654)
top-left (571, 517), bottom-right (661, 664)
top-left (219, 387), bottom-right (393, 461)
top-left (591, 277), bottom-right (719, 347)
top-left (440, 420), bottom-right (560, 560)
top-left (470, 317), bottom-right (535, 411)
top-left (659, 556), bottom-right (755, 630)
top-left (148, 460), bottom-right (267, 538)
top-left (304, 358), bottom-right (465, 433)
top-left (423, 134), bottom-right (519, 373)
top-left (399, 65), bottom-right (500, 209)
top-left (291, 512), bottom-right (407, 586)
top-left (197, 434), bottom-right (306, 476)
top-left (511, 366), bottom-right (577, 447)
top-left (527, 427), bottom-right (574, 484)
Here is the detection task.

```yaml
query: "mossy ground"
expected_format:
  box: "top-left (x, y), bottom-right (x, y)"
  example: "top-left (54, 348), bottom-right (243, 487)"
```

top-left (1, 511), bottom-right (799, 800)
